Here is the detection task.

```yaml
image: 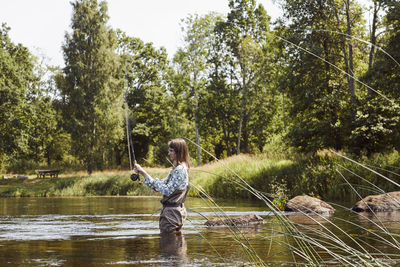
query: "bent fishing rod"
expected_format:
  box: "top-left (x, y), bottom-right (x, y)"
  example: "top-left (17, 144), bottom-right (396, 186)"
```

top-left (124, 73), bottom-right (140, 183)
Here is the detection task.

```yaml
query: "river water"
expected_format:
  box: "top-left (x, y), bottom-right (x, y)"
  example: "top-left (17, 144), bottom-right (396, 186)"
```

top-left (0, 197), bottom-right (400, 266)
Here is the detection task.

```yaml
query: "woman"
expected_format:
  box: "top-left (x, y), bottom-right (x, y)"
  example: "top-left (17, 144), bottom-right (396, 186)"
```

top-left (134, 138), bottom-right (190, 234)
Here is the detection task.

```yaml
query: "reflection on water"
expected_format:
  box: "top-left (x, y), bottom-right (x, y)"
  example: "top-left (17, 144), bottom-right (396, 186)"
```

top-left (0, 197), bottom-right (399, 266)
top-left (286, 212), bottom-right (334, 225)
top-left (357, 210), bottom-right (400, 223)
top-left (160, 232), bottom-right (188, 266)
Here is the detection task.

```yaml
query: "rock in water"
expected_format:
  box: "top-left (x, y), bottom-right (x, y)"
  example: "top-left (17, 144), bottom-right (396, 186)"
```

top-left (285, 195), bottom-right (335, 215)
top-left (352, 191), bottom-right (400, 212)
top-left (204, 214), bottom-right (264, 227)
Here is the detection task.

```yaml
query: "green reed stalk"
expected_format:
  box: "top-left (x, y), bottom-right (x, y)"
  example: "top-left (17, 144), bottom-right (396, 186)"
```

top-left (336, 167), bottom-right (400, 250)
top-left (186, 138), bottom-right (400, 266)
top-left (186, 139), bottom-right (325, 265)
top-left (192, 183), bottom-right (265, 265)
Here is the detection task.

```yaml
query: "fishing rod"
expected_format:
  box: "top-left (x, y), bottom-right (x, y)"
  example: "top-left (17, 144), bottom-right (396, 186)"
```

top-left (124, 72), bottom-right (140, 183)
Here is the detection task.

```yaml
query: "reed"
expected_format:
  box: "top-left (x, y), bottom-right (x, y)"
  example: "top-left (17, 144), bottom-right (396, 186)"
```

top-left (186, 139), bottom-right (400, 266)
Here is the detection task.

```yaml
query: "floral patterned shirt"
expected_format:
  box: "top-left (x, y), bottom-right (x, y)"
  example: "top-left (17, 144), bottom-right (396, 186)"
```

top-left (144, 164), bottom-right (188, 196)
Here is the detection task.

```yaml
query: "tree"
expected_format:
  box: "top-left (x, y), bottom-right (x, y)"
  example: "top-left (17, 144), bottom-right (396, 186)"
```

top-left (58, 0), bottom-right (124, 174)
top-left (0, 24), bottom-right (68, 171)
top-left (277, 0), bottom-right (366, 152)
top-left (0, 24), bottom-right (38, 168)
top-left (366, 0), bottom-right (386, 88)
top-left (173, 13), bottom-right (221, 165)
top-left (355, 0), bottom-right (400, 153)
top-left (116, 31), bottom-right (172, 166)
top-left (330, 0), bottom-right (365, 120)
top-left (203, 27), bottom-right (238, 157)
top-left (366, 0), bottom-right (400, 98)
top-left (217, 0), bottom-right (274, 154)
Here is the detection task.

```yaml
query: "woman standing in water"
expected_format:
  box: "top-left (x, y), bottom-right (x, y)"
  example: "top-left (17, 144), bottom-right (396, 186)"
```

top-left (134, 138), bottom-right (190, 234)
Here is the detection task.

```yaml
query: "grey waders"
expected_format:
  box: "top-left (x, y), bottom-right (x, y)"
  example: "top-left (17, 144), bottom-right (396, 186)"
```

top-left (159, 185), bottom-right (190, 234)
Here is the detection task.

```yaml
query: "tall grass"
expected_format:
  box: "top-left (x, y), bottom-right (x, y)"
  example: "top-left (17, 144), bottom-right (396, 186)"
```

top-left (189, 154), bottom-right (295, 199)
top-left (188, 149), bottom-right (400, 202)
top-left (1, 149), bottom-right (400, 201)
top-left (187, 143), bottom-right (400, 266)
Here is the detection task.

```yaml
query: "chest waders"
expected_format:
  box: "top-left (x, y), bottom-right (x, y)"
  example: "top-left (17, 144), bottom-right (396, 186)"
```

top-left (159, 184), bottom-right (191, 233)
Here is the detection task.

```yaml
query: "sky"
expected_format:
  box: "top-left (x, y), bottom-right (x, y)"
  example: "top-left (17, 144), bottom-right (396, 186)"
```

top-left (0, 0), bottom-right (282, 67)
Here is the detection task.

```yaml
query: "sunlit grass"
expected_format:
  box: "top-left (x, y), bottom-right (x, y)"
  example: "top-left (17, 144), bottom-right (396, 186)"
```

top-left (186, 139), bottom-right (400, 266)
top-left (0, 167), bottom-right (170, 197)
top-left (1, 151), bottom-right (400, 265)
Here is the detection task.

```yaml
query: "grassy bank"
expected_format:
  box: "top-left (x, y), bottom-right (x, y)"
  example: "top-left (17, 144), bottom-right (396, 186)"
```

top-left (1, 150), bottom-right (400, 200)
top-left (0, 170), bottom-right (165, 197)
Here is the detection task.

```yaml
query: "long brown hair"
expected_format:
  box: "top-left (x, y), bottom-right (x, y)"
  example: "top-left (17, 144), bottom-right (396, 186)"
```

top-left (168, 138), bottom-right (190, 169)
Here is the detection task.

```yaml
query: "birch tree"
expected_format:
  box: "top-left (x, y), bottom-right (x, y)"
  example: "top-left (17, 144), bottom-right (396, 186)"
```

top-left (174, 13), bottom-right (220, 166)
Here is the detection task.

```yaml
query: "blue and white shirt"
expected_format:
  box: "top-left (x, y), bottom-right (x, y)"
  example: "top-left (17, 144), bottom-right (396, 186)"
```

top-left (144, 164), bottom-right (188, 196)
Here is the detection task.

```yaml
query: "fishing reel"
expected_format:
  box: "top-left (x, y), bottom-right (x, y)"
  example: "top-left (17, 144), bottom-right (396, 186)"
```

top-left (130, 173), bottom-right (140, 182)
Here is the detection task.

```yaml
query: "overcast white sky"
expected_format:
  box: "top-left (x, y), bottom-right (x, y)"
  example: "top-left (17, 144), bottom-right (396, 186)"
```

top-left (0, 0), bottom-right (282, 67)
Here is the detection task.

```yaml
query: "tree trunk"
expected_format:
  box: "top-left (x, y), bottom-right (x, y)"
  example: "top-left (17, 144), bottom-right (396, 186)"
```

top-left (243, 113), bottom-right (249, 153)
top-left (114, 145), bottom-right (121, 167)
top-left (281, 92), bottom-right (286, 129)
top-left (194, 110), bottom-right (201, 166)
top-left (87, 155), bottom-right (93, 176)
top-left (333, 0), bottom-right (356, 120)
top-left (237, 116), bottom-right (242, 155)
top-left (46, 149), bottom-right (51, 167)
top-left (88, 118), bottom-right (95, 175)
top-left (222, 117), bottom-right (232, 156)
top-left (345, 0), bottom-right (356, 120)
top-left (237, 73), bottom-right (247, 155)
top-left (368, 1), bottom-right (379, 97)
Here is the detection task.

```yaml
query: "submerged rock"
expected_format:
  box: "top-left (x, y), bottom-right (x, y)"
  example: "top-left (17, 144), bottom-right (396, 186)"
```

top-left (352, 191), bottom-right (400, 212)
top-left (204, 214), bottom-right (264, 227)
top-left (285, 195), bottom-right (335, 215)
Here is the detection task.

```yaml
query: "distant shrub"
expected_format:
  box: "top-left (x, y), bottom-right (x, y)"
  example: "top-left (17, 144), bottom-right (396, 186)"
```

top-left (7, 159), bottom-right (39, 174)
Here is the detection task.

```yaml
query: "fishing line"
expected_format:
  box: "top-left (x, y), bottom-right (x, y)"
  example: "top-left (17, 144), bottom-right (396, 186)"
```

top-left (290, 28), bottom-right (400, 69)
top-left (269, 32), bottom-right (398, 106)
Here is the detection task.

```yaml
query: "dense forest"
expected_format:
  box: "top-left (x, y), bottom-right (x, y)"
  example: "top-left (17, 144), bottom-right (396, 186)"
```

top-left (1, 0), bottom-right (399, 175)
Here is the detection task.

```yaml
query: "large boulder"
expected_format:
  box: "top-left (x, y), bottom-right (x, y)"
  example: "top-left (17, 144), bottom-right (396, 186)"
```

top-left (285, 195), bottom-right (335, 215)
top-left (205, 214), bottom-right (264, 227)
top-left (352, 191), bottom-right (400, 212)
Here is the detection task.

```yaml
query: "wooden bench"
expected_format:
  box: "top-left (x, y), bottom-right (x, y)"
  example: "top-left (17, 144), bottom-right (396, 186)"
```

top-left (35, 170), bottom-right (60, 178)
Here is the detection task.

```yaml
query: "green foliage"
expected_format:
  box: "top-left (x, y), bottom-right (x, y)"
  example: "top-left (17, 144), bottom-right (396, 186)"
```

top-left (6, 159), bottom-right (39, 174)
top-left (0, 23), bottom-right (37, 159)
top-left (173, 13), bottom-right (225, 165)
top-left (359, 1), bottom-right (400, 154)
top-left (116, 31), bottom-right (172, 165)
top-left (152, 142), bottom-right (170, 166)
top-left (272, 197), bottom-right (287, 211)
top-left (277, 0), bottom-right (367, 153)
top-left (58, 0), bottom-right (124, 174)
top-left (214, 0), bottom-right (278, 154)
top-left (349, 97), bottom-right (400, 154)
top-left (2, 0), bottom-right (400, 174)
top-left (0, 24), bottom-right (68, 172)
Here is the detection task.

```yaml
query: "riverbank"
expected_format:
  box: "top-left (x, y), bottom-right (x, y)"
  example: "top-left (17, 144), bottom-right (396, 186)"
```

top-left (1, 150), bottom-right (399, 200)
